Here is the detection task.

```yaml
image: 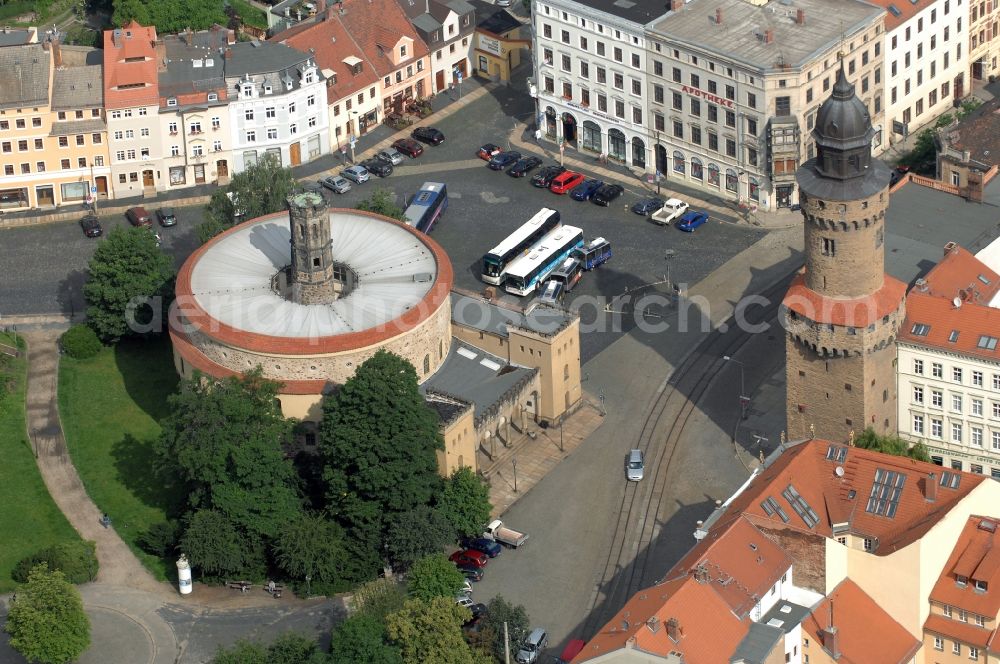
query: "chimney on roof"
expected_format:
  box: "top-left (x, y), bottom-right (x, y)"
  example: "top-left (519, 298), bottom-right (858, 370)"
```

top-left (924, 472), bottom-right (938, 502)
top-left (822, 600), bottom-right (841, 659)
top-left (670, 0), bottom-right (682, 11)
top-left (944, 241), bottom-right (958, 256)
top-left (764, 29), bottom-right (774, 44)
top-left (51, 36), bottom-right (62, 68)
top-left (113, 28), bottom-right (122, 48)
top-left (796, 8), bottom-right (805, 24)
top-left (225, 47), bottom-right (232, 59)
top-left (715, 7), bottom-right (723, 23)
top-left (968, 168), bottom-right (985, 202)
top-left (666, 618), bottom-right (681, 642)
top-left (693, 564), bottom-right (711, 584)
top-left (42, 38), bottom-right (50, 51)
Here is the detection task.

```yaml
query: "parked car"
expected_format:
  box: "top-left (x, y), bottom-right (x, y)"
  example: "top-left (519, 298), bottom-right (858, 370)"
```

top-left (459, 579), bottom-right (473, 596)
top-left (677, 210), bottom-right (709, 232)
top-left (375, 148), bottom-right (405, 165)
top-left (391, 138), bottom-right (425, 158)
top-left (361, 157), bottom-right (393, 177)
top-left (319, 175), bottom-right (352, 194)
top-left (516, 628), bottom-right (548, 664)
top-left (125, 206), bottom-right (152, 227)
top-left (549, 170), bottom-right (586, 194)
top-left (80, 214), bottom-right (103, 238)
top-left (557, 640), bottom-right (586, 664)
top-left (478, 143), bottom-right (503, 160)
top-left (341, 165), bottom-right (370, 184)
top-left (461, 537), bottom-right (503, 558)
top-left (449, 549), bottom-right (489, 568)
top-left (467, 603), bottom-right (487, 621)
top-left (889, 164), bottom-right (910, 186)
top-left (483, 519), bottom-right (529, 548)
top-left (488, 151), bottom-right (521, 170)
top-left (625, 448), bottom-right (645, 481)
top-left (156, 207), bottom-right (177, 227)
top-left (650, 198), bottom-right (689, 225)
top-left (631, 197), bottom-right (666, 216)
top-left (412, 126), bottom-right (445, 145)
top-left (592, 183), bottom-right (624, 206)
top-left (570, 178), bottom-right (604, 201)
top-left (456, 596), bottom-right (476, 609)
top-left (531, 165), bottom-right (566, 188)
top-left (457, 565), bottom-right (484, 582)
top-left (507, 156), bottom-right (543, 177)
top-left (536, 280), bottom-right (564, 307)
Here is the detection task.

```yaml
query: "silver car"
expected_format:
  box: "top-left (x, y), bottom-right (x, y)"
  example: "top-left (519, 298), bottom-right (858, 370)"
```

top-left (319, 175), bottom-right (352, 194)
top-left (341, 165), bottom-right (370, 184)
top-left (376, 148), bottom-right (405, 166)
top-left (625, 449), bottom-right (644, 481)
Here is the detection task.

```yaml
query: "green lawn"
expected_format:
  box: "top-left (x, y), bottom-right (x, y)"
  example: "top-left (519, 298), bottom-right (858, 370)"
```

top-left (230, 0), bottom-right (268, 28)
top-left (0, 333), bottom-right (81, 592)
top-left (58, 335), bottom-right (185, 581)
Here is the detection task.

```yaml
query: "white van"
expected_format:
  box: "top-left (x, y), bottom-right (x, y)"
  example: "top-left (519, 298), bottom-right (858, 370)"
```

top-left (516, 628), bottom-right (548, 663)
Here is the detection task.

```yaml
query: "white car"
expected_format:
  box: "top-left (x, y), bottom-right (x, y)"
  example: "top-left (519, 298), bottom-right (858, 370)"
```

top-left (650, 198), bottom-right (689, 226)
top-left (319, 175), bottom-right (351, 194)
top-left (456, 596), bottom-right (475, 608)
top-left (341, 165), bottom-right (370, 184)
top-left (376, 148), bottom-right (405, 166)
top-left (625, 449), bottom-right (645, 481)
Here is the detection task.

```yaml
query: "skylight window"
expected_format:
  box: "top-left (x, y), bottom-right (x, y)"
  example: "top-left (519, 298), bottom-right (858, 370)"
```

top-left (782, 484), bottom-right (820, 528)
top-left (978, 274), bottom-right (991, 285)
top-left (761, 496), bottom-right (790, 523)
top-left (888, 4), bottom-right (902, 16)
top-left (825, 445), bottom-right (848, 463)
top-left (948, 330), bottom-right (960, 342)
top-left (939, 471), bottom-right (961, 489)
top-left (866, 468), bottom-right (906, 517)
top-left (911, 323), bottom-right (930, 336)
top-left (977, 335), bottom-right (998, 350)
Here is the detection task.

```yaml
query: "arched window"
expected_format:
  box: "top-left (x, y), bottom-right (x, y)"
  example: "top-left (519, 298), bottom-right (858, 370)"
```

top-left (545, 106), bottom-right (557, 138)
top-left (581, 120), bottom-right (601, 152)
top-left (423, 354), bottom-right (430, 375)
top-left (564, 363), bottom-right (569, 379)
top-left (299, 224), bottom-right (305, 239)
top-left (672, 150), bottom-right (685, 174)
top-left (439, 340), bottom-right (443, 359)
top-left (631, 137), bottom-right (646, 168)
top-left (690, 157), bottom-right (703, 180)
top-left (749, 176), bottom-right (760, 201)
top-left (707, 163), bottom-right (720, 187)
top-left (607, 129), bottom-right (626, 160)
top-left (725, 168), bottom-right (738, 193)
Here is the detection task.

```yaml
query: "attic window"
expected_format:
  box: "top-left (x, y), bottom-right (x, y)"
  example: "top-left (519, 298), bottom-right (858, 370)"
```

top-left (911, 323), bottom-right (931, 336)
top-left (977, 335), bottom-right (998, 350)
top-left (207, 92), bottom-right (218, 101)
top-left (956, 575), bottom-right (968, 587)
top-left (782, 484), bottom-right (820, 528)
top-left (978, 274), bottom-right (991, 285)
top-left (865, 468), bottom-right (905, 518)
top-left (760, 496), bottom-right (790, 523)
top-left (264, 85), bottom-right (273, 95)
top-left (939, 471), bottom-right (961, 489)
top-left (352, 63), bottom-right (362, 75)
top-left (887, 4), bottom-right (902, 16)
top-left (974, 579), bottom-right (988, 592)
top-left (948, 330), bottom-right (960, 342)
top-left (125, 30), bottom-right (133, 38)
top-left (193, 59), bottom-right (202, 68)
top-left (825, 445), bottom-right (848, 463)
top-left (167, 98), bottom-right (178, 107)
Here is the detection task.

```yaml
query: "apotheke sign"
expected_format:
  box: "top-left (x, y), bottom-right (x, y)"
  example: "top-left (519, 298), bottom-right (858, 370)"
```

top-left (478, 34), bottom-right (504, 57)
top-left (681, 85), bottom-right (735, 109)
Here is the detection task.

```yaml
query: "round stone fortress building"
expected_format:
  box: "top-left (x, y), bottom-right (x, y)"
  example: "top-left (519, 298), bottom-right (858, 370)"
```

top-left (169, 191), bottom-right (454, 420)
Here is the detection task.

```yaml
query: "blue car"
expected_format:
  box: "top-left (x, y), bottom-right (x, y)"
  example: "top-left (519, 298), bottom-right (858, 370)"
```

top-left (570, 178), bottom-right (604, 201)
top-left (488, 151), bottom-right (521, 170)
top-left (460, 537), bottom-right (503, 558)
top-left (677, 210), bottom-right (709, 232)
top-left (631, 197), bottom-right (666, 215)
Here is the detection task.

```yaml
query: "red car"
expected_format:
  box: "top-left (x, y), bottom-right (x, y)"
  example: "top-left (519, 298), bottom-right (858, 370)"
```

top-left (549, 170), bottom-right (586, 195)
top-left (478, 143), bottom-right (503, 160)
top-left (449, 549), bottom-right (488, 569)
top-left (392, 138), bottom-right (424, 158)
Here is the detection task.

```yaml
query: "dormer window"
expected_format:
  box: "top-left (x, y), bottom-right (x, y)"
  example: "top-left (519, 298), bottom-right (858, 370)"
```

top-left (304, 72), bottom-right (315, 84)
top-left (974, 579), bottom-right (988, 592)
top-left (242, 84), bottom-right (253, 96)
top-left (352, 63), bottom-right (362, 75)
top-left (264, 85), bottom-right (273, 95)
top-left (125, 30), bottom-right (132, 38)
top-left (956, 575), bottom-right (967, 587)
top-left (167, 98), bottom-right (178, 107)
top-left (400, 44), bottom-right (407, 58)
top-left (207, 92), bottom-right (218, 102)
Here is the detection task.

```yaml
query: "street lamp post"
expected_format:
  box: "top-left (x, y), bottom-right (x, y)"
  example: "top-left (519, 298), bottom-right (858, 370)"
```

top-left (654, 130), bottom-right (661, 196)
top-left (723, 355), bottom-right (749, 419)
top-left (559, 420), bottom-right (564, 452)
top-left (511, 456), bottom-right (518, 493)
top-left (664, 249), bottom-right (676, 292)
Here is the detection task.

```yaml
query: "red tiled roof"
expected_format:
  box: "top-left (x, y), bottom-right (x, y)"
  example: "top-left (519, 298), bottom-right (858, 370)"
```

top-left (102, 23), bottom-right (160, 109)
top-left (865, 0), bottom-right (937, 31)
top-left (716, 439), bottom-right (985, 555)
top-left (274, 12), bottom-right (379, 104)
top-left (924, 613), bottom-right (994, 648)
top-left (782, 270), bottom-right (907, 327)
top-left (802, 579), bottom-right (921, 663)
top-left (337, 0), bottom-right (429, 77)
top-left (899, 243), bottom-right (1000, 362)
top-left (928, 516), bottom-right (1000, 618)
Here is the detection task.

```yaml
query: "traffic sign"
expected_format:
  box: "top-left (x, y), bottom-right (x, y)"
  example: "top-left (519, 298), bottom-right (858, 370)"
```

top-left (349, 135), bottom-right (356, 146)
top-left (91, 186), bottom-right (97, 193)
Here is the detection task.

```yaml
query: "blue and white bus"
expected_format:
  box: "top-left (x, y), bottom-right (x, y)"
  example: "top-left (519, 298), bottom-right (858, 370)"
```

top-left (481, 208), bottom-right (561, 285)
top-left (403, 182), bottom-right (448, 233)
top-left (572, 237), bottom-right (612, 270)
top-left (503, 225), bottom-right (585, 296)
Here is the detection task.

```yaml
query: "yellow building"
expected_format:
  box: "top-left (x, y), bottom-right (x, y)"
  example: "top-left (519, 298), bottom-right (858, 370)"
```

top-left (470, 1), bottom-right (529, 85)
top-left (0, 39), bottom-right (109, 211)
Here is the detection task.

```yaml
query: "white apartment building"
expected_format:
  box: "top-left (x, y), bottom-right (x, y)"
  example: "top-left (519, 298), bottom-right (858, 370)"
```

top-left (897, 242), bottom-right (1000, 479)
top-left (871, 0), bottom-right (968, 146)
top-left (531, 0), bottom-right (662, 171)
top-left (646, 0), bottom-right (884, 210)
top-left (225, 42), bottom-right (329, 173)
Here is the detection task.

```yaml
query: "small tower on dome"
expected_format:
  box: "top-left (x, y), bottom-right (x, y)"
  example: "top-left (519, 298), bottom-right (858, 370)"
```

top-left (288, 190), bottom-right (337, 304)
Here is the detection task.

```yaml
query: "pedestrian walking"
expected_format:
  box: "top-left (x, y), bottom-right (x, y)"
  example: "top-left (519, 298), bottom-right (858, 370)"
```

top-left (267, 580), bottom-right (276, 594)
top-left (101, 513), bottom-right (111, 528)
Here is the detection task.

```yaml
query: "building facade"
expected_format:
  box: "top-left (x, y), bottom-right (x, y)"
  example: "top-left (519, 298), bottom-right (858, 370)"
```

top-left (897, 242), bottom-right (1000, 477)
top-left (470, 1), bottom-right (528, 85)
top-left (968, 0), bottom-right (998, 84)
top-left (647, 0), bottom-right (885, 211)
top-left (783, 67), bottom-right (905, 441)
top-left (874, 0), bottom-right (968, 146)
top-left (396, 0), bottom-right (476, 94)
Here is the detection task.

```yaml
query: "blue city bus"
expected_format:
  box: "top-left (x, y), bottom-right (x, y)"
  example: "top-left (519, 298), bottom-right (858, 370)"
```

top-left (504, 225), bottom-right (585, 296)
top-left (572, 237), bottom-right (612, 270)
top-left (403, 182), bottom-right (448, 233)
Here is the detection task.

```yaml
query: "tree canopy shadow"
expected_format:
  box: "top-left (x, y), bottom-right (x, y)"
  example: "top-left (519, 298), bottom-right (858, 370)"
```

top-left (113, 334), bottom-right (179, 423)
top-left (110, 433), bottom-right (184, 518)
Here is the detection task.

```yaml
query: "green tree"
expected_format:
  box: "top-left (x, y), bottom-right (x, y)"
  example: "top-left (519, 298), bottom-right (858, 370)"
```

top-left (198, 158), bottom-right (298, 242)
top-left (273, 512), bottom-right (349, 594)
top-left (385, 597), bottom-right (474, 664)
top-left (5, 565), bottom-right (91, 664)
top-left (437, 467), bottom-right (492, 538)
top-left (385, 505), bottom-right (455, 569)
top-left (330, 615), bottom-right (403, 664)
top-left (112, 0), bottom-right (149, 25)
top-left (320, 350), bottom-right (444, 565)
top-left (59, 324), bottom-right (102, 359)
top-left (180, 509), bottom-right (264, 579)
top-left (82, 226), bottom-right (174, 343)
top-left (211, 641), bottom-right (267, 664)
top-left (211, 632), bottom-right (326, 664)
top-left (853, 428), bottom-right (931, 462)
top-left (481, 595), bottom-right (529, 663)
top-left (406, 554), bottom-right (465, 602)
top-left (355, 187), bottom-right (406, 221)
top-left (156, 370), bottom-right (301, 538)
top-left (352, 578), bottom-right (408, 621)
top-left (12, 541), bottom-right (99, 584)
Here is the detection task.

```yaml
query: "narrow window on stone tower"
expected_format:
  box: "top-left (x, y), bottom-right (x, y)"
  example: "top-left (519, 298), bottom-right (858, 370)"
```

top-left (823, 238), bottom-right (836, 256)
top-left (876, 228), bottom-right (884, 247)
top-left (313, 257), bottom-right (321, 267)
top-left (299, 224), bottom-right (305, 239)
top-left (423, 355), bottom-right (430, 375)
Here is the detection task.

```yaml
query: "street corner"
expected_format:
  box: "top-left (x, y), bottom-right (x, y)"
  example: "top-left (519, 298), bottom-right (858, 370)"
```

top-left (76, 605), bottom-right (159, 664)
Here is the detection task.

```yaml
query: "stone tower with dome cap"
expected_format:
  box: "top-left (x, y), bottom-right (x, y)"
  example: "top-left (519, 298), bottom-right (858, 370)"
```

top-left (782, 64), bottom-right (907, 441)
top-left (288, 190), bottom-right (339, 305)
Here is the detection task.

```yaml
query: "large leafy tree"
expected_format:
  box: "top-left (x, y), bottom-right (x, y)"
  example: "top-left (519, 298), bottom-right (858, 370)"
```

top-left (853, 428), bottom-right (930, 462)
top-left (111, 0), bottom-right (149, 25)
top-left (329, 615), bottom-right (403, 664)
top-left (83, 226), bottom-right (174, 343)
top-left (197, 157), bottom-right (298, 243)
top-left (273, 512), bottom-right (349, 593)
top-left (355, 187), bottom-right (405, 221)
top-left (436, 467), bottom-right (492, 538)
top-left (180, 509), bottom-right (263, 579)
top-left (211, 632), bottom-right (327, 664)
top-left (481, 595), bottom-right (530, 663)
top-left (406, 554), bottom-right (465, 602)
top-left (385, 505), bottom-right (455, 569)
top-left (320, 350), bottom-right (444, 553)
top-left (385, 597), bottom-right (475, 664)
top-left (5, 565), bottom-right (90, 664)
top-left (351, 578), bottom-right (408, 621)
top-left (156, 370), bottom-right (301, 538)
